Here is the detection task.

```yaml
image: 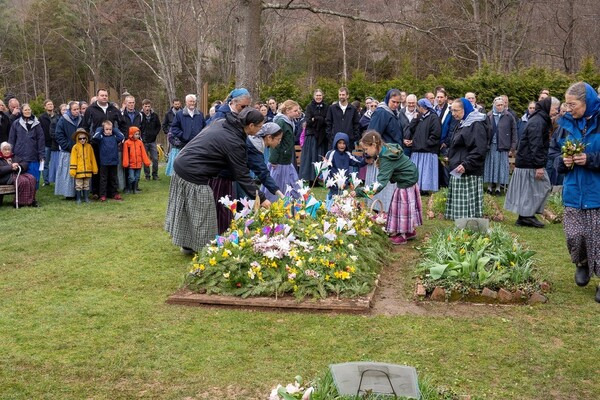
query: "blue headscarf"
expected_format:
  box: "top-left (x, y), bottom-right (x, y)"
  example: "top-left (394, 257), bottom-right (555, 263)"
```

top-left (383, 89), bottom-right (400, 105)
top-left (417, 98), bottom-right (435, 114)
top-left (458, 98), bottom-right (475, 120)
top-left (226, 88), bottom-right (250, 102)
top-left (559, 82), bottom-right (600, 134)
top-left (582, 83), bottom-right (600, 119)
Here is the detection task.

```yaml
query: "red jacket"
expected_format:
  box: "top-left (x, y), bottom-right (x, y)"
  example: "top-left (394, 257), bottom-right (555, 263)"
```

top-left (123, 127), bottom-right (151, 169)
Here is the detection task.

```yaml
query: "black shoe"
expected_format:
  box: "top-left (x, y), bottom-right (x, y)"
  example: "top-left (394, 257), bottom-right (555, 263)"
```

top-left (526, 216), bottom-right (544, 228)
top-left (30, 200), bottom-right (40, 208)
top-left (494, 189), bottom-right (501, 196)
top-left (596, 286), bottom-right (600, 303)
top-left (516, 216), bottom-right (544, 228)
top-left (145, 176), bottom-right (151, 181)
top-left (180, 247), bottom-right (195, 256)
top-left (152, 176), bottom-right (159, 181)
top-left (486, 188), bottom-right (493, 195)
top-left (575, 263), bottom-right (590, 287)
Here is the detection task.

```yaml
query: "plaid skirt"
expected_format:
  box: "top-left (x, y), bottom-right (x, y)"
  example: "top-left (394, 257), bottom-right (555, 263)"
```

top-left (164, 173), bottom-right (218, 252)
top-left (445, 175), bottom-right (484, 220)
top-left (13, 172), bottom-right (37, 206)
top-left (385, 184), bottom-right (423, 234)
top-left (563, 207), bottom-right (600, 277)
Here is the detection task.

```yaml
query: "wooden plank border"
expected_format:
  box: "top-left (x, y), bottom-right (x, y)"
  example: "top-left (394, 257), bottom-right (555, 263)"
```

top-left (166, 278), bottom-right (379, 313)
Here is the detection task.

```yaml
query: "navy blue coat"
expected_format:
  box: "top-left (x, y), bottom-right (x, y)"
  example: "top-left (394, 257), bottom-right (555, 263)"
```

top-left (93, 127), bottom-right (125, 166)
top-left (367, 105), bottom-right (404, 145)
top-left (171, 108), bottom-right (205, 147)
top-left (8, 117), bottom-right (45, 162)
top-left (54, 113), bottom-right (81, 152)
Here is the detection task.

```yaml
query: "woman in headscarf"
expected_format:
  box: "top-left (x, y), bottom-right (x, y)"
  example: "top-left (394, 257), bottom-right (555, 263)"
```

top-left (246, 122), bottom-right (284, 199)
top-left (484, 96), bottom-right (517, 195)
top-left (7, 103), bottom-right (45, 188)
top-left (299, 89), bottom-right (329, 184)
top-left (556, 82), bottom-right (600, 302)
top-left (405, 98), bottom-right (442, 193)
top-left (165, 108), bottom-right (269, 255)
top-left (365, 89), bottom-right (405, 212)
top-left (54, 101), bottom-right (81, 198)
top-left (0, 141), bottom-right (38, 207)
top-left (504, 97), bottom-right (558, 228)
top-left (444, 98), bottom-right (489, 220)
top-left (265, 99), bottom-right (301, 202)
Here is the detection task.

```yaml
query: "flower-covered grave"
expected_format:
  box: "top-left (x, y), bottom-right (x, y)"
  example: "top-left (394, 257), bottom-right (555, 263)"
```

top-left (184, 164), bottom-right (390, 300)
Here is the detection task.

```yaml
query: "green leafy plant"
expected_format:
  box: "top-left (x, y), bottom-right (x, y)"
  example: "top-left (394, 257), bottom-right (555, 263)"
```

top-left (545, 192), bottom-right (564, 223)
top-left (417, 225), bottom-right (541, 293)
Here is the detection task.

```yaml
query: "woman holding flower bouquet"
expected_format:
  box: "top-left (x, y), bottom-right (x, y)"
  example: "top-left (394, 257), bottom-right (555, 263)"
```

top-left (165, 108), bottom-right (270, 255)
top-left (557, 81), bottom-right (600, 302)
top-left (504, 96), bottom-right (558, 228)
top-left (359, 130), bottom-right (420, 245)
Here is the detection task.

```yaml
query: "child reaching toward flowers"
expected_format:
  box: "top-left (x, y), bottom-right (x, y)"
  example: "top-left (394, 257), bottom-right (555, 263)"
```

top-left (357, 130), bottom-right (422, 245)
top-left (324, 132), bottom-right (366, 199)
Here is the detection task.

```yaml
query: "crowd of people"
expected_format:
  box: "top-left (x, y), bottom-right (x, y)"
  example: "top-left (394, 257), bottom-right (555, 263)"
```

top-left (3, 81), bottom-right (600, 302)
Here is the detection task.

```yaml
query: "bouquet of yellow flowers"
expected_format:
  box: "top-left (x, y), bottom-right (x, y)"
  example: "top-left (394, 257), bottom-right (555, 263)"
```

top-left (561, 139), bottom-right (586, 168)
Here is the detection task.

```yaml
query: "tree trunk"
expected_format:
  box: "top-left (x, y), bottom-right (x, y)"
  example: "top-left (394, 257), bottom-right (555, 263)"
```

top-left (341, 21), bottom-right (347, 85)
top-left (563, 0), bottom-right (574, 74)
top-left (236, 0), bottom-right (262, 100)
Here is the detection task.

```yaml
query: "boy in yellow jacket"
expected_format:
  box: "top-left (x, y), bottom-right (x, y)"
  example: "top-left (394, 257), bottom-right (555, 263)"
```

top-left (70, 128), bottom-right (98, 203)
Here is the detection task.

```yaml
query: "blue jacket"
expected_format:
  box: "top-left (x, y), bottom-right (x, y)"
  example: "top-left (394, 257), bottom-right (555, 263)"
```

top-left (208, 103), bottom-right (231, 124)
top-left (8, 117), bottom-right (45, 162)
top-left (170, 108), bottom-right (205, 147)
top-left (367, 104), bottom-right (404, 145)
top-left (325, 132), bottom-right (366, 195)
top-left (54, 113), bottom-right (81, 153)
top-left (558, 109), bottom-right (600, 209)
top-left (93, 127), bottom-right (125, 166)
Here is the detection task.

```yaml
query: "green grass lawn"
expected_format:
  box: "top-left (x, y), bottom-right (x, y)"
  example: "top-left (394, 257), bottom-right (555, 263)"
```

top-left (1, 179), bottom-right (598, 399)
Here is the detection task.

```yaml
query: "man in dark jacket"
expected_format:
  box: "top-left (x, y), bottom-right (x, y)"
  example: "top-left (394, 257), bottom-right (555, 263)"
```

top-left (39, 100), bottom-right (60, 185)
top-left (325, 87), bottom-right (360, 151)
top-left (120, 95), bottom-right (142, 134)
top-left (140, 99), bottom-right (162, 180)
top-left (0, 100), bottom-right (10, 143)
top-left (162, 98), bottom-right (181, 135)
top-left (82, 89), bottom-right (123, 196)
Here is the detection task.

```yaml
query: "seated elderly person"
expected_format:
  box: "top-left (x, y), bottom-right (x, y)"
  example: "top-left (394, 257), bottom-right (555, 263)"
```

top-left (0, 141), bottom-right (38, 207)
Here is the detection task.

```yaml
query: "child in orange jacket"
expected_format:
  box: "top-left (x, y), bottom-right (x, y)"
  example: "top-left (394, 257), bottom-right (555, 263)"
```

top-left (123, 126), bottom-right (151, 194)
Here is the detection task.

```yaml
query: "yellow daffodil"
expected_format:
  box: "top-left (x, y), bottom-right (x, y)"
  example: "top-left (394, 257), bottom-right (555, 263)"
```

top-left (209, 257), bottom-right (217, 266)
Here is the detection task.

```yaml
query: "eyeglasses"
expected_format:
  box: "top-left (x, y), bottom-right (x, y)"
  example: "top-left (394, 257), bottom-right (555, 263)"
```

top-left (78, 137), bottom-right (87, 141)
